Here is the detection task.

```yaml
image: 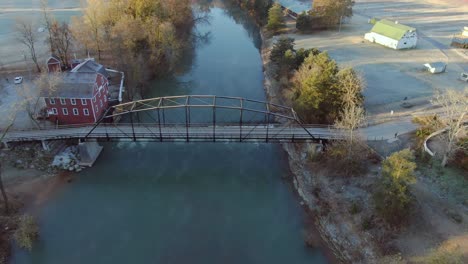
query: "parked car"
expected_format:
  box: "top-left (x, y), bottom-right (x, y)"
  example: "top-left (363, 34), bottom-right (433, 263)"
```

top-left (14, 76), bottom-right (23, 84)
top-left (461, 72), bottom-right (468, 82)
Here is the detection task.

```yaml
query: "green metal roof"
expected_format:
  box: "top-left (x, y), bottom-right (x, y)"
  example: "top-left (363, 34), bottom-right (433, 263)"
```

top-left (371, 19), bottom-right (416, 40)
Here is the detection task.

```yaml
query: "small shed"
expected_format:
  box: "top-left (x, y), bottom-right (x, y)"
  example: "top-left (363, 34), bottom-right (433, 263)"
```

top-left (46, 55), bottom-right (62, 73)
top-left (424, 62), bottom-right (446, 74)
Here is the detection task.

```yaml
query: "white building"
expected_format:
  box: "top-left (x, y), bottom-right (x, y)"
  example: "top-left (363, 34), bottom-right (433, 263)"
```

top-left (364, 19), bottom-right (417, 50)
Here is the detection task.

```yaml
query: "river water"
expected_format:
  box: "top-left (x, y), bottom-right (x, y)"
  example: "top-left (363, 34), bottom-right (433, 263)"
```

top-left (11, 2), bottom-right (328, 264)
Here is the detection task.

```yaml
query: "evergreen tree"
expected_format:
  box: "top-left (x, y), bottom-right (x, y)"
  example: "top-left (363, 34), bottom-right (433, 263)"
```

top-left (296, 12), bottom-right (311, 32)
top-left (374, 149), bottom-right (417, 226)
top-left (311, 0), bottom-right (354, 28)
top-left (266, 3), bottom-right (284, 31)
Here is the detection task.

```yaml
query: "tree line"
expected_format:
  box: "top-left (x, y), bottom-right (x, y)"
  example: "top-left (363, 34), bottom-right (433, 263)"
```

top-left (230, 0), bottom-right (273, 25)
top-left (15, 0), bottom-right (196, 99)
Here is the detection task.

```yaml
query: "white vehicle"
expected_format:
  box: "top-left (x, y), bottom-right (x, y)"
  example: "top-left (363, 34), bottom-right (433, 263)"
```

top-left (14, 76), bottom-right (23, 84)
top-left (461, 72), bottom-right (468, 82)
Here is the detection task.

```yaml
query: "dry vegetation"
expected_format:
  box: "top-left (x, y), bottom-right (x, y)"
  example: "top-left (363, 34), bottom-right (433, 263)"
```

top-left (260, 2), bottom-right (467, 262)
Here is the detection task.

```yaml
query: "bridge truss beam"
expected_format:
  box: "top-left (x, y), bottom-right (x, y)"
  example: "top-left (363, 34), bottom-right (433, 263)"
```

top-left (80, 95), bottom-right (320, 142)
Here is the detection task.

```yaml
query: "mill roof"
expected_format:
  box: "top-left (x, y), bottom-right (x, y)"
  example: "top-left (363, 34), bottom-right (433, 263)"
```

top-left (40, 72), bottom-right (98, 99)
top-left (71, 59), bottom-right (109, 78)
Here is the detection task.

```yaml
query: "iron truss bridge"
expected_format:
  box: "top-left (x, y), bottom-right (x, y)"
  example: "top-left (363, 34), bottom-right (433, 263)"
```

top-left (4, 95), bottom-right (342, 143)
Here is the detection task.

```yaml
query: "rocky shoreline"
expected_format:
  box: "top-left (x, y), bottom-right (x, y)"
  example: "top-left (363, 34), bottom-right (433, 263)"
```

top-left (259, 28), bottom-right (380, 263)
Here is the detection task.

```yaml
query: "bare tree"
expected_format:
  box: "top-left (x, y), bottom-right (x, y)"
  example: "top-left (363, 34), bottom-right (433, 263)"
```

top-left (40, 0), bottom-right (56, 54)
top-left (326, 67), bottom-right (369, 176)
top-left (335, 67), bottom-right (366, 142)
top-left (0, 162), bottom-right (9, 214)
top-left (337, 67), bottom-right (365, 109)
top-left (0, 105), bottom-right (19, 214)
top-left (16, 18), bottom-right (41, 73)
top-left (82, 0), bottom-right (104, 60)
top-left (335, 105), bottom-right (366, 143)
top-left (34, 70), bottom-right (62, 97)
top-left (16, 71), bottom-right (62, 128)
top-left (50, 21), bottom-right (73, 67)
top-left (431, 88), bottom-right (468, 167)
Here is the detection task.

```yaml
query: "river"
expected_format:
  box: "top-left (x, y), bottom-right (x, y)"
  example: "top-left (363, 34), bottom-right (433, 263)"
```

top-left (11, 2), bottom-right (328, 263)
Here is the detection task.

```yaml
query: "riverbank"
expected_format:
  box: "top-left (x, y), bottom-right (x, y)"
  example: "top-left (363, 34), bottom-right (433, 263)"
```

top-left (259, 26), bottom-right (381, 263)
top-left (259, 14), bottom-right (468, 263)
top-left (0, 142), bottom-right (72, 262)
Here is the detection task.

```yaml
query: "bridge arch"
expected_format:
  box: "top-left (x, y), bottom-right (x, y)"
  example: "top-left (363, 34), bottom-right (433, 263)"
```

top-left (85, 95), bottom-right (317, 142)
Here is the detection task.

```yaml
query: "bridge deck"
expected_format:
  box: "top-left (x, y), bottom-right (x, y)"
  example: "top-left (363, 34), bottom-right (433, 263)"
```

top-left (3, 124), bottom-right (339, 143)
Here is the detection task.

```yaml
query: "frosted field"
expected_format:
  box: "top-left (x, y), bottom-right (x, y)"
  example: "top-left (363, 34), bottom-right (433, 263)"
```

top-left (288, 0), bottom-right (468, 115)
top-left (0, 0), bottom-right (80, 68)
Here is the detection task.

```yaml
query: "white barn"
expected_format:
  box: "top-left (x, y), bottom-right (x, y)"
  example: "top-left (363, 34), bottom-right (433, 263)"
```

top-left (364, 20), bottom-right (417, 50)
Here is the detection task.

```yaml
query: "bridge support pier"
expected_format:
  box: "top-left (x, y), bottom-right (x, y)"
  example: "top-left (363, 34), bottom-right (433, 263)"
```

top-left (78, 140), bottom-right (103, 167)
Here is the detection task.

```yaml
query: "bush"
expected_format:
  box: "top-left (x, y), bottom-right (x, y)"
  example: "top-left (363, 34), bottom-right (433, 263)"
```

top-left (361, 216), bottom-right (374, 230)
top-left (309, 0), bottom-right (354, 28)
top-left (451, 137), bottom-right (467, 171)
top-left (269, 38), bottom-right (323, 77)
top-left (412, 115), bottom-right (443, 150)
top-left (270, 37), bottom-right (294, 64)
top-left (296, 12), bottom-right (312, 32)
top-left (349, 202), bottom-right (362, 215)
top-left (14, 215), bottom-right (39, 251)
top-left (374, 149), bottom-right (417, 226)
top-left (294, 48), bottom-right (320, 68)
top-left (235, 0), bottom-right (273, 24)
top-left (291, 52), bottom-right (364, 123)
top-left (324, 141), bottom-right (369, 177)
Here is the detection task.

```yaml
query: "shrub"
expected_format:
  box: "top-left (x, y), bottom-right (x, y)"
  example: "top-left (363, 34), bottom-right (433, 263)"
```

top-left (269, 37), bottom-right (294, 64)
top-left (374, 149), bottom-right (417, 226)
top-left (269, 38), bottom-right (323, 77)
top-left (309, 0), bottom-right (354, 28)
top-left (361, 216), bottom-right (374, 230)
top-left (296, 12), bottom-right (312, 32)
top-left (291, 52), bottom-right (364, 123)
top-left (349, 202), bottom-right (362, 215)
top-left (451, 137), bottom-right (467, 171)
top-left (235, 0), bottom-right (273, 24)
top-left (412, 115), bottom-right (443, 150)
top-left (324, 141), bottom-right (369, 176)
top-left (294, 48), bottom-right (320, 68)
top-left (14, 215), bottom-right (39, 251)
